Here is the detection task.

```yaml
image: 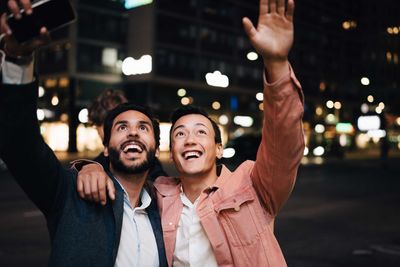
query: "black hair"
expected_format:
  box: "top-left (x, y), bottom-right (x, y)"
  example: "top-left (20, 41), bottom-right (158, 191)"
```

top-left (103, 103), bottom-right (160, 149)
top-left (169, 105), bottom-right (222, 146)
top-left (88, 89), bottom-right (128, 126)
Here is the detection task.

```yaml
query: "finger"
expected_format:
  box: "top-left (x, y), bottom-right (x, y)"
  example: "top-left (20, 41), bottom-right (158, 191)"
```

top-left (38, 27), bottom-right (50, 43)
top-left (1, 13), bottom-right (12, 35)
top-left (19, 0), bottom-right (33, 15)
top-left (286, 0), bottom-right (295, 22)
top-left (242, 17), bottom-right (258, 40)
top-left (26, 28), bottom-right (50, 51)
top-left (259, 0), bottom-right (269, 16)
top-left (90, 175), bottom-right (100, 203)
top-left (107, 178), bottom-right (116, 201)
top-left (98, 177), bottom-right (107, 205)
top-left (40, 27), bottom-right (51, 43)
top-left (277, 0), bottom-right (285, 15)
top-left (269, 0), bottom-right (277, 14)
top-left (77, 178), bottom-right (85, 199)
top-left (83, 177), bottom-right (93, 201)
top-left (8, 0), bottom-right (21, 19)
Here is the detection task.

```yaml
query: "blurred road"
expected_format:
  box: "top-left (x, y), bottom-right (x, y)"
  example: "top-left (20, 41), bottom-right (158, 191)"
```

top-left (0, 156), bottom-right (399, 266)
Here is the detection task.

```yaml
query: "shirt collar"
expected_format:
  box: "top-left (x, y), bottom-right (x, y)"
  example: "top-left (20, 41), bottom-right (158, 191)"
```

top-left (112, 175), bottom-right (152, 211)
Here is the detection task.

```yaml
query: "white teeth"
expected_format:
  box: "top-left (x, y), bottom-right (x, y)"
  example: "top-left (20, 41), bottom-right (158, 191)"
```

top-left (183, 151), bottom-right (201, 159)
top-left (123, 144), bottom-right (143, 153)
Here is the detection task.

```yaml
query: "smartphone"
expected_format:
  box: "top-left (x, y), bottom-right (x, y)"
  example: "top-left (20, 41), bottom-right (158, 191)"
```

top-left (7, 0), bottom-right (76, 43)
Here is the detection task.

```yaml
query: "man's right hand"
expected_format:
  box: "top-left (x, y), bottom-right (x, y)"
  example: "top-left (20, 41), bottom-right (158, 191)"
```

top-left (77, 163), bottom-right (116, 206)
top-left (1, 0), bottom-right (50, 58)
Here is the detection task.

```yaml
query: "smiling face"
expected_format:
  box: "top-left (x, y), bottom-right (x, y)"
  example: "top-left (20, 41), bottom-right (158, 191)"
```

top-left (104, 110), bottom-right (159, 175)
top-left (170, 114), bottom-right (223, 179)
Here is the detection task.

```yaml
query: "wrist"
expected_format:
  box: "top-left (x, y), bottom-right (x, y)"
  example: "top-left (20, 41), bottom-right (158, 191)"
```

top-left (263, 59), bottom-right (290, 83)
top-left (4, 45), bottom-right (34, 65)
top-left (4, 53), bottom-right (34, 65)
top-left (0, 34), bottom-right (33, 59)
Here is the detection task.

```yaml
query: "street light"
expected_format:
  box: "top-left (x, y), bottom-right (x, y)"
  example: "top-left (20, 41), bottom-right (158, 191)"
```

top-left (361, 77), bottom-right (370, 86)
top-left (256, 92), bottom-right (263, 101)
top-left (212, 101), bottom-right (221, 110)
top-left (219, 115), bottom-right (229, 125)
top-left (326, 100), bottom-right (334, 109)
top-left (177, 88), bottom-right (186, 97)
top-left (247, 52), bottom-right (258, 61)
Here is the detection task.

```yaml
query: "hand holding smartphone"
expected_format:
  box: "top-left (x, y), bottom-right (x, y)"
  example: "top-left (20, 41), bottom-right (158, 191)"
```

top-left (7, 0), bottom-right (76, 44)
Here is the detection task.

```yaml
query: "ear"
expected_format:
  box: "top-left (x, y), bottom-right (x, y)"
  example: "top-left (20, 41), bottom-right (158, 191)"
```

top-left (155, 148), bottom-right (160, 158)
top-left (216, 143), bottom-right (223, 159)
top-left (104, 147), bottom-right (109, 157)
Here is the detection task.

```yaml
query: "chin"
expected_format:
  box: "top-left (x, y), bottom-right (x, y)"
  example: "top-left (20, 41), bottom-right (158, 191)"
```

top-left (181, 168), bottom-right (204, 177)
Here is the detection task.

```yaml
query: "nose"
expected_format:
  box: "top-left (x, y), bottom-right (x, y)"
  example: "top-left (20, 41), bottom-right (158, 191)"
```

top-left (184, 132), bottom-right (196, 146)
top-left (127, 127), bottom-right (139, 137)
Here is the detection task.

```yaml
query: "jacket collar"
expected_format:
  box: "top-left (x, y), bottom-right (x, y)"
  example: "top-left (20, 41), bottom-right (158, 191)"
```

top-left (154, 165), bottom-right (233, 196)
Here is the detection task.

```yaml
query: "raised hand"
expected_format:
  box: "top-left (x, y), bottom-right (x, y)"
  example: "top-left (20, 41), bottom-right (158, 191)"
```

top-left (242, 0), bottom-right (294, 80)
top-left (1, 0), bottom-right (49, 58)
top-left (6, 0), bottom-right (33, 22)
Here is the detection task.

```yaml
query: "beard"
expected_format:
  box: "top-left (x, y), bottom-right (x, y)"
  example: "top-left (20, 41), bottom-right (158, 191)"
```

top-left (108, 146), bottom-right (157, 175)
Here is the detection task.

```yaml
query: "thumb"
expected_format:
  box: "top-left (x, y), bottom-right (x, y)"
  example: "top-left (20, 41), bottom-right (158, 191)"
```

top-left (242, 17), bottom-right (257, 40)
top-left (107, 178), bottom-right (116, 201)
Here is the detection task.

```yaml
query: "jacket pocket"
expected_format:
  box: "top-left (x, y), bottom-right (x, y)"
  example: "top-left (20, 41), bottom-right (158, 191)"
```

top-left (215, 188), bottom-right (264, 247)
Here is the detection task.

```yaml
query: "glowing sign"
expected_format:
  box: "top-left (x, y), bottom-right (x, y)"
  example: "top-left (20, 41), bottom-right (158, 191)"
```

top-left (122, 55), bottom-right (152, 76)
top-left (125, 0), bottom-right (153, 9)
top-left (233, 116), bottom-right (254, 127)
top-left (357, 115), bottom-right (380, 131)
top-left (336, 123), bottom-right (354, 134)
top-left (205, 71), bottom-right (229, 88)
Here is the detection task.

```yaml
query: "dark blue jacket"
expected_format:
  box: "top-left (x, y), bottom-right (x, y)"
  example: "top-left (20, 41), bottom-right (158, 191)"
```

top-left (0, 81), bottom-right (168, 267)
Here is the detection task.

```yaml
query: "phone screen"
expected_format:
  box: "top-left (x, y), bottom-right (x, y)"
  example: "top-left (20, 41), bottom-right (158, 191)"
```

top-left (7, 0), bottom-right (76, 43)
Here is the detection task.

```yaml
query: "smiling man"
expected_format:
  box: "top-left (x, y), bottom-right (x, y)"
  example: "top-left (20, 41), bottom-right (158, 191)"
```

top-left (0, 1), bottom-right (167, 265)
top-left (78, 0), bottom-right (305, 265)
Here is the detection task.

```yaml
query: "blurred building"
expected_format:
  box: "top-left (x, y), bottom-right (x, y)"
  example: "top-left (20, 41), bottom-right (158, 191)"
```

top-left (36, 0), bottom-right (128, 152)
top-left (32, 0), bottom-right (400, 155)
top-left (36, 0), bottom-right (266, 152)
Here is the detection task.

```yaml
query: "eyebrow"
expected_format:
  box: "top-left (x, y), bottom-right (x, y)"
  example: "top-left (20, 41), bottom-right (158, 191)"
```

top-left (113, 120), bottom-right (152, 128)
top-left (113, 120), bottom-right (128, 128)
top-left (172, 122), bottom-right (208, 133)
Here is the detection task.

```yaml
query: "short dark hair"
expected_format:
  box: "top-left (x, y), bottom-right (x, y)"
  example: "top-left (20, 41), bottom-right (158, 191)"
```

top-left (103, 103), bottom-right (160, 149)
top-left (89, 89), bottom-right (128, 126)
top-left (169, 105), bottom-right (222, 146)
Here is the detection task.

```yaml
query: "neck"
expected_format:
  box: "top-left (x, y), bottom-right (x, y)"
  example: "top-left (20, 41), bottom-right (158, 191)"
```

top-left (180, 165), bottom-right (218, 203)
top-left (111, 167), bottom-right (148, 207)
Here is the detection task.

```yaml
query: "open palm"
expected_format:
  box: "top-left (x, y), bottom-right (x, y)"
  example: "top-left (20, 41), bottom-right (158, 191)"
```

top-left (243, 0), bottom-right (294, 62)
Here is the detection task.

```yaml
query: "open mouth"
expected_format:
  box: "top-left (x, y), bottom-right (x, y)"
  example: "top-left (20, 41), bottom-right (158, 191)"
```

top-left (182, 150), bottom-right (202, 160)
top-left (121, 141), bottom-right (144, 154)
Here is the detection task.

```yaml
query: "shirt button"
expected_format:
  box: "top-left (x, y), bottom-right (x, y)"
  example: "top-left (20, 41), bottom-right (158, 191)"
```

top-left (234, 206), bottom-right (240, 212)
top-left (169, 222), bottom-right (173, 226)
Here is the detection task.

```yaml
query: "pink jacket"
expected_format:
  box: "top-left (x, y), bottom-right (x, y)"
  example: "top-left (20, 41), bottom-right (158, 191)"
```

top-left (154, 67), bottom-right (304, 267)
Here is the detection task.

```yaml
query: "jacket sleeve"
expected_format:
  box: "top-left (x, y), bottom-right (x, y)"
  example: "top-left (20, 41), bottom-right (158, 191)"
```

top-left (0, 81), bottom-right (67, 216)
top-left (250, 65), bottom-right (305, 216)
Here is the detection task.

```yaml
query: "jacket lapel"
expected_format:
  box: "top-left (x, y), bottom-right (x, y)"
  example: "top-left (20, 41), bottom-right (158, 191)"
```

top-left (147, 198), bottom-right (168, 267)
top-left (108, 172), bottom-right (124, 263)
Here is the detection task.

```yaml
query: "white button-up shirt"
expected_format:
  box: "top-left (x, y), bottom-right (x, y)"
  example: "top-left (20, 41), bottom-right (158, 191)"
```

top-left (0, 49), bottom-right (35, 84)
top-left (115, 185), bottom-right (159, 267)
top-left (172, 190), bottom-right (218, 267)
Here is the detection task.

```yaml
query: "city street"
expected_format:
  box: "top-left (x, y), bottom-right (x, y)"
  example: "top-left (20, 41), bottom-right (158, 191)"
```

top-left (0, 157), bottom-right (399, 266)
